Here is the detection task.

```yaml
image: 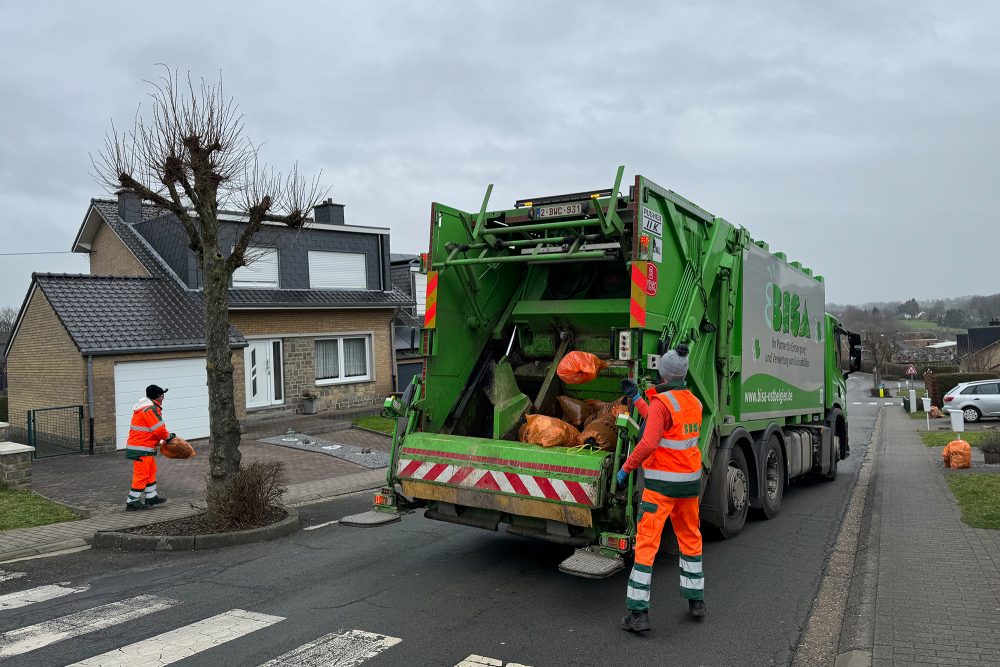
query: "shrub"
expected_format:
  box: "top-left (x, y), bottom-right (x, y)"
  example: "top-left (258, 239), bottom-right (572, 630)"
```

top-left (980, 433), bottom-right (1000, 454)
top-left (926, 372), bottom-right (998, 407)
top-left (203, 461), bottom-right (287, 531)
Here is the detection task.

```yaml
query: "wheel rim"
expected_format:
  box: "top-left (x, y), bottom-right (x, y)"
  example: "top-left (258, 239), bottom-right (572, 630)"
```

top-left (964, 408), bottom-right (979, 422)
top-left (726, 462), bottom-right (748, 516)
top-left (765, 449), bottom-right (781, 502)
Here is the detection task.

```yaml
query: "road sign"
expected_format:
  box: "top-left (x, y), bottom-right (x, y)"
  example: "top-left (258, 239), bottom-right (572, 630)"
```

top-left (906, 365), bottom-right (917, 376)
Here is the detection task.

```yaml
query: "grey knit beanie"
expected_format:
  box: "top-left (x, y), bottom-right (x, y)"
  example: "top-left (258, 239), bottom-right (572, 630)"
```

top-left (657, 344), bottom-right (690, 382)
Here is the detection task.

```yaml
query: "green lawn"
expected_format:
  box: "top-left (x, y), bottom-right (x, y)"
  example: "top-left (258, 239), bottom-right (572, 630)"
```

top-left (352, 415), bottom-right (395, 435)
top-left (919, 431), bottom-right (997, 447)
top-left (0, 486), bottom-right (79, 531)
top-left (946, 474), bottom-right (1000, 529)
top-left (895, 319), bottom-right (964, 335)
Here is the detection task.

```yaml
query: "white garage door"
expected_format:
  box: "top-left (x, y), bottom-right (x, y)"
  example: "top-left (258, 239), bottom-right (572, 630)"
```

top-left (114, 358), bottom-right (210, 450)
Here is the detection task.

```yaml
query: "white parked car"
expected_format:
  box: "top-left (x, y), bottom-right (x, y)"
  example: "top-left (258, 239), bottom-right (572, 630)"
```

top-left (943, 380), bottom-right (1000, 422)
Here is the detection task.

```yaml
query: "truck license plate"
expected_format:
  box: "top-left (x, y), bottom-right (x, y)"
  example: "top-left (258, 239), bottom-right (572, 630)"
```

top-left (535, 202), bottom-right (584, 218)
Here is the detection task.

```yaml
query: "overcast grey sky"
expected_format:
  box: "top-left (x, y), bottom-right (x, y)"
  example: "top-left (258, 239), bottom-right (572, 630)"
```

top-left (1, 1), bottom-right (996, 309)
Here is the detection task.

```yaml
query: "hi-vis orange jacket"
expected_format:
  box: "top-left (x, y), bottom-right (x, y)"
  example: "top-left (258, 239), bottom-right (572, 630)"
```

top-left (125, 398), bottom-right (169, 460)
top-left (642, 388), bottom-right (703, 497)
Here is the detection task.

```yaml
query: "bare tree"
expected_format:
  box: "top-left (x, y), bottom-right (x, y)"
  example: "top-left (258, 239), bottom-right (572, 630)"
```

top-left (863, 331), bottom-right (894, 390)
top-left (0, 306), bottom-right (17, 334)
top-left (94, 67), bottom-right (325, 489)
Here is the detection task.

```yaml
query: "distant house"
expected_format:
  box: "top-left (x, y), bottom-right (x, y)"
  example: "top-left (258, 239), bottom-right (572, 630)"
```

top-left (390, 253), bottom-right (427, 391)
top-left (4, 192), bottom-right (412, 453)
top-left (957, 319), bottom-right (1000, 372)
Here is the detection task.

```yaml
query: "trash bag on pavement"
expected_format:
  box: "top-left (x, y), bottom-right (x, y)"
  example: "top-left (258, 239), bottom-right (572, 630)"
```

top-left (942, 439), bottom-right (971, 469)
top-left (556, 352), bottom-right (607, 385)
top-left (518, 414), bottom-right (583, 448)
top-left (929, 406), bottom-right (945, 419)
top-left (557, 396), bottom-right (596, 428)
top-left (161, 436), bottom-right (196, 459)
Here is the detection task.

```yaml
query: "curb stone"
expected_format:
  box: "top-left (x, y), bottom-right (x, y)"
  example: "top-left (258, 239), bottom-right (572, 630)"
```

top-left (92, 509), bottom-right (300, 552)
top-left (792, 409), bottom-right (882, 667)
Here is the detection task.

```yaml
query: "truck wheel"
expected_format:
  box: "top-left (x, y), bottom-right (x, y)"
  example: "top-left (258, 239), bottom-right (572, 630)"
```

top-left (756, 435), bottom-right (784, 519)
top-left (714, 447), bottom-right (750, 539)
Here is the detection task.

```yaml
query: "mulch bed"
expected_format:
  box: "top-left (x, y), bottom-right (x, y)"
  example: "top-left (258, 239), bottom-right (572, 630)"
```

top-left (118, 506), bottom-right (287, 536)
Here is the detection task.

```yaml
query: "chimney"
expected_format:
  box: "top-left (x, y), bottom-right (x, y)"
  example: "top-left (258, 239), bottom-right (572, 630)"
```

top-left (314, 198), bottom-right (345, 225)
top-left (117, 189), bottom-right (143, 225)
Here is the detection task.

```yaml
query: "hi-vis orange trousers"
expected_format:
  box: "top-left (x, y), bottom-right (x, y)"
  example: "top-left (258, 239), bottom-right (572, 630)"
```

top-left (625, 487), bottom-right (704, 611)
top-left (126, 456), bottom-right (158, 505)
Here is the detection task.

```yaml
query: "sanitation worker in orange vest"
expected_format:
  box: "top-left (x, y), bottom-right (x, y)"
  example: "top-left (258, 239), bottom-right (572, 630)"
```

top-left (617, 344), bottom-right (705, 632)
top-left (124, 384), bottom-right (174, 511)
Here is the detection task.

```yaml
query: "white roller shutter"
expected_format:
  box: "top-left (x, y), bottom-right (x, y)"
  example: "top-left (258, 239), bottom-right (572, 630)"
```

top-left (308, 251), bottom-right (367, 289)
top-left (233, 247), bottom-right (279, 287)
top-left (114, 358), bottom-right (210, 449)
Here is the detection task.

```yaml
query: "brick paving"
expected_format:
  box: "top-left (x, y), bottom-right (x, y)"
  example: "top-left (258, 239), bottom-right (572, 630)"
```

top-left (31, 435), bottom-right (373, 512)
top-left (871, 409), bottom-right (1000, 666)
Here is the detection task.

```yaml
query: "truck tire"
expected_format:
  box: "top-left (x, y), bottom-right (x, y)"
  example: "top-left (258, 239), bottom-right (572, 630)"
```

top-left (821, 435), bottom-right (840, 482)
top-left (707, 446), bottom-right (750, 539)
top-left (755, 434), bottom-right (785, 519)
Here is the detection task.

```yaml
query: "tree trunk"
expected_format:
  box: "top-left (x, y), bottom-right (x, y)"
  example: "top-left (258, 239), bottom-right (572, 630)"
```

top-left (202, 247), bottom-right (242, 490)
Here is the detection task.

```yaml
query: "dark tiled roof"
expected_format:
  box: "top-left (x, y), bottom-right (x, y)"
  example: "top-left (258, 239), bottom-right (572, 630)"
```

top-left (34, 274), bottom-right (245, 355)
top-left (393, 309), bottom-right (423, 329)
top-left (228, 288), bottom-right (413, 309)
top-left (390, 253), bottom-right (419, 264)
top-left (91, 200), bottom-right (174, 279)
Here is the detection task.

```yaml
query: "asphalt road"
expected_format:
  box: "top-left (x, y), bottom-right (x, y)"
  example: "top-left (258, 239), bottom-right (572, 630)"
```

top-left (0, 376), bottom-right (887, 667)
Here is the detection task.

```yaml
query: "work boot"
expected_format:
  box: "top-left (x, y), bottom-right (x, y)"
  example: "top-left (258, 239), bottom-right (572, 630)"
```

top-left (145, 496), bottom-right (167, 506)
top-left (621, 610), bottom-right (651, 632)
top-left (125, 501), bottom-right (151, 511)
top-left (688, 599), bottom-right (706, 619)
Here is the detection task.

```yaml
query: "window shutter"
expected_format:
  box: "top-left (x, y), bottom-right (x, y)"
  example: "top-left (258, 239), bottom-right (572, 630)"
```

top-left (412, 270), bottom-right (427, 315)
top-left (308, 251), bottom-right (367, 289)
top-left (232, 248), bottom-right (279, 288)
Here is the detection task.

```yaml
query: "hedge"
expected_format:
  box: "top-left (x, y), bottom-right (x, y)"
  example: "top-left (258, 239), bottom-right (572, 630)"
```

top-left (925, 372), bottom-right (998, 407)
top-left (860, 362), bottom-right (958, 380)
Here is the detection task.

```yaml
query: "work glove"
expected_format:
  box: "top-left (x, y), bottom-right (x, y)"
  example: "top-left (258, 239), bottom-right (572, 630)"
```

top-left (616, 468), bottom-right (628, 487)
top-left (166, 432), bottom-right (176, 443)
top-left (620, 379), bottom-right (640, 401)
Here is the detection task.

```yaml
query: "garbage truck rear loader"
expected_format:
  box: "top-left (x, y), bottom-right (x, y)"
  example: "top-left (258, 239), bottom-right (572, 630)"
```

top-left (344, 167), bottom-right (862, 577)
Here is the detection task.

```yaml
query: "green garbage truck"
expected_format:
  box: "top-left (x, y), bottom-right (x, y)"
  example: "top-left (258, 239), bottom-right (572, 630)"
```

top-left (344, 166), bottom-right (862, 577)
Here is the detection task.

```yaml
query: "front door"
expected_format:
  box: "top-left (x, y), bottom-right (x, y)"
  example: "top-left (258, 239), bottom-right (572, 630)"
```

top-left (245, 339), bottom-right (284, 409)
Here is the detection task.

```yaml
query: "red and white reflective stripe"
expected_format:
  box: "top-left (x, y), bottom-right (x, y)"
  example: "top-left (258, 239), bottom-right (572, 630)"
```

top-left (397, 459), bottom-right (597, 506)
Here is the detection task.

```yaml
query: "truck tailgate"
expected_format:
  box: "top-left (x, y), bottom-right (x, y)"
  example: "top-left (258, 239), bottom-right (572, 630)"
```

top-left (396, 432), bottom-right (610, 526)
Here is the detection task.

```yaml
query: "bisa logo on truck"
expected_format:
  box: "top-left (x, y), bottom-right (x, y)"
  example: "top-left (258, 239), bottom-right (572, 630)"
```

top-left (768, 284), bottom-right (813, 339)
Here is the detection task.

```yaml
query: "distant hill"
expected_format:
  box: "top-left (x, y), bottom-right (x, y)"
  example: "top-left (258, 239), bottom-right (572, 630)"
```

top-left (830, 292), bottom-right (1000, 334)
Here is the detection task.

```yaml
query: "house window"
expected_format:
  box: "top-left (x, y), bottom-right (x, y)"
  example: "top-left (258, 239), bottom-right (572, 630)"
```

top-left (232, 247), bottom-right (279, 288)
top-left (412, 268), bottom-right (427, 315)
top-left (315, 335), bottom-right (372, 384)
top-left (308, 251), bottom-right (367, 290)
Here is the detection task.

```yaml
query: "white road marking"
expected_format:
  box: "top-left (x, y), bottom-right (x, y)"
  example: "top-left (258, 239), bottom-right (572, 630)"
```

top-left (303, 520), bottom-right (340, 531)
top-left (868, 402), bottom-right (879, 405)
top-left (0, 570), bottom-right (26, 583)
top-left (456, 657), bottom-right (533, 667)
top-left (0, 583), bottom-right (89, 611)
top-left (0, 594), bottom-right (178, 658)
top-left (69, 608), bottom-right (284, 666)
top-left (259, 628), bottom-right (402, 666)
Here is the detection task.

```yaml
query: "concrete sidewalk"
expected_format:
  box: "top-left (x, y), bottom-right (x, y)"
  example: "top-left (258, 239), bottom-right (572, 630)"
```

top-left (849, 408), bottom-right (1000, 665)
top-left (0, 468), bottom-right (387, 563)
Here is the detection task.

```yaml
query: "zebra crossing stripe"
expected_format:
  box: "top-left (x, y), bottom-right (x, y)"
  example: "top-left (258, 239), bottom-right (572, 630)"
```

top-left (69, 608), bottom-right (284, 666)
top-left (258, 628), bottom-right (402, 666)
top-left (0, 570), bottom-right (26, 583)
top-left (0, 584), bottom-right (90, 611)
top-left (0, 594), bottom-right (179, 658)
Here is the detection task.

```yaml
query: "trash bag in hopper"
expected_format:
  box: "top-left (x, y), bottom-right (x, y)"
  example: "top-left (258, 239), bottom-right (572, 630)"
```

top-left (583, 398), bottom-right (630, 427)
top-left (518, 414), bottom-right (583, 448)
top-left (557, 396), bottom-right (596, 428)
top-left (942, 438), bottom-right (971, 469)
top-left (161, 435), bottom-right (196, 459)
top-left (556, 352), bottom-right (607, 385)
top-left (582, 417), bottom-right (618, 451)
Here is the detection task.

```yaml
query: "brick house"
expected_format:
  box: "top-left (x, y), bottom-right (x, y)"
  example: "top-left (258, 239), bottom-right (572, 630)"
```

top-left (390, 253), bottom-right (427, 391)
top-left (4, 192), bottom-right (412, 453)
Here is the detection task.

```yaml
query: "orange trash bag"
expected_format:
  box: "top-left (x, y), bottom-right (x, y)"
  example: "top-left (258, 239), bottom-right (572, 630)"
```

top-left (583, 398), bottom-right (630, 427)
top-left (160, 436), bottom-right (196, 460)
top-left (942, 438), bottom-right (971, 469)
top-left (518, 414), bottom-right (582, 448)
top-left (582, 416), bottom-right (618, 451)
top-left (929, 406), bottom-right (945, 419)
top-left (556, 352), bottom-right (607, 385)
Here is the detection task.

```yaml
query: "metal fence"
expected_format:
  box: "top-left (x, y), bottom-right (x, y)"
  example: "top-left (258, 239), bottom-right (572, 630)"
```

top-left (27, 405), bottom-right (84, 458)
